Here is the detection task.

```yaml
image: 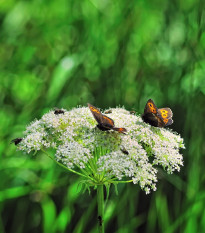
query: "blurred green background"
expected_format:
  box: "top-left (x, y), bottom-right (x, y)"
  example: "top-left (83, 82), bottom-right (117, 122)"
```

top-left (1, 0), bottom-right (205, 232)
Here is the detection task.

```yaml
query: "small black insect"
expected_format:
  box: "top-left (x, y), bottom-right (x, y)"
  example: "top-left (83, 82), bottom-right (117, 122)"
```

top-left (54, 108), bottom-right (65, 115)
top-left (129, 111), bottom-right (136, 115)
top-left (120, 147), bottom-right (129, 155)
top-left (104, 110), bottom-right (112, 114)
top-left (11, 138), bottom-right (23, 145)
top-left (97, 216), bottom-right (103, 226)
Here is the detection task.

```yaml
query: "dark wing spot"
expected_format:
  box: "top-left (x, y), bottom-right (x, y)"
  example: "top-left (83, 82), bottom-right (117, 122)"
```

top-left (162, 113), bottom-right (168, 117)
top-left (164, 119), bottom-right (168, 123)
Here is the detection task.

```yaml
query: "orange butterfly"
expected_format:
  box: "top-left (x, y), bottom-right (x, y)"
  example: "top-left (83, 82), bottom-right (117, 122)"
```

top-left (88, 103), bottom-right (127, 133)
top-left (142, 99), bottom-right (173, 127)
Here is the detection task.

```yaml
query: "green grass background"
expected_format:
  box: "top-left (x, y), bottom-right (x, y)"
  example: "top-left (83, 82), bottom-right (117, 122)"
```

top-left (1, 0), bottom-right (205, 232)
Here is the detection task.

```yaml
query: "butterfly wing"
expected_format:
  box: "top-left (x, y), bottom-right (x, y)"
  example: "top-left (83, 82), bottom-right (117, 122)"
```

top-left (88, 103), bottom-right (104, 124)
top-left (88, 103), bottom-right (127, 132)
top-left (88, 103), bottom-right (114, 129)
top-left (142, 99), bottom-right (159, 126)
top-left (156, 116), bottom-right (166, 127)
top-left (164, 118), bottom-right (173, 126)
top-left (101, 115), bottom-right (114, 128)
top-left (144, 99), bottom-right (158, 115)
top-left (102, 115), bottom-right (127, 133)
top-left (142, 113), bottom-right (162, 127)
top-left (158, 108), bottom-right (173, 118)
top-left (113, 127), bottom-right (127, 134)
top-left (158, 108), bottom-right (173, 126)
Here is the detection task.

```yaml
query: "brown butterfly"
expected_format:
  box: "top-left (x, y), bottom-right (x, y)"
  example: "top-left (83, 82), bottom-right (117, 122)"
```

top-left (142, 99), bottom-right (173, 127)
top-left (11, 138), bottom-right (23, 145)
top-left (88, 103), bottom-right (127, 133)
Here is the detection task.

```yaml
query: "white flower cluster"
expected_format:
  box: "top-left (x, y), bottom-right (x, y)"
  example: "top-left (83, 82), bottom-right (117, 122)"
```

top-left (16, 106), bottom-right (185, 194)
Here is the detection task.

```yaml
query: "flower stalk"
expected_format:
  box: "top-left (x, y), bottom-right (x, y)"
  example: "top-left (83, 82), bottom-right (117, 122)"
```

top-left (97, 185), bottom-right (104, 233)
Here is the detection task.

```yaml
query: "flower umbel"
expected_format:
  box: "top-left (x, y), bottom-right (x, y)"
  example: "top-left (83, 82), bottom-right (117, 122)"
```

top-left (16, 106), bottom-right (185, 194)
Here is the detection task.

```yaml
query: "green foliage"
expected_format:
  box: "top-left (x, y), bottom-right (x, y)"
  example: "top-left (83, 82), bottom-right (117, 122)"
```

top-left (1, 0), bottom-right (205, 232)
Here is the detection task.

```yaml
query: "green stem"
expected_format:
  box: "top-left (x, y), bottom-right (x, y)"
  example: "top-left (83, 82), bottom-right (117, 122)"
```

top-left (112, 179), bottom-right (133, 183)
top-left (97, 185), bottom-right (105, 233)
top-left (41, 149), bottom-right (94, 180)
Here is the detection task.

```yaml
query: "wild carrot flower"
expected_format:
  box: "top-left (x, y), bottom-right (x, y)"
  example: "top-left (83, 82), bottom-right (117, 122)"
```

top-left (15, 106), bottom-right (185, 194)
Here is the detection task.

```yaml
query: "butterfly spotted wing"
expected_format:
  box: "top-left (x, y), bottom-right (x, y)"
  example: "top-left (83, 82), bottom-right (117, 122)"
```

top-left (158, 108), bottom-right (173, 126)
top-left (142, 99), bottom-right (173, 127)
top-left (142, 99), bottom-right (161, 127)
top-left (88, 103), bottom-right (114, 129)
top-left (88, 103), bottom-right (127, 133)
